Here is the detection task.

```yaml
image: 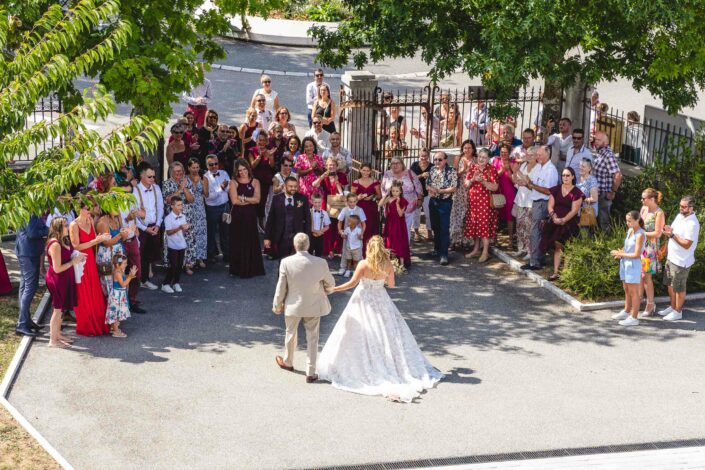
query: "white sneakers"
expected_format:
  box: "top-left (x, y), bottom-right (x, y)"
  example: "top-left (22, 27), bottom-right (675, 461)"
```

top-left (338, 268), bottom-right (346, 276)
top-left (142, 281), bottom-right (158, 290)
top-left (161, 285), bottom-right (174, 294)
top-left (657, 306), bottom-right (674, 316)
top-left (619, 316), bottom-right (639, 326)
top-left (344, 270), bottom-right (352, 278)
top-left (173, 284), bottom-right (183, 293)
top-left (611, 310), bottom-right (629, 320)
top-left (663, 310), bottom-right (683, 321)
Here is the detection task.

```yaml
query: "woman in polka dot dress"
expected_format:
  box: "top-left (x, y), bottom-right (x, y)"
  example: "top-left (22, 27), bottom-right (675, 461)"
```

top-left (464, 148), bottom-right (499, 263)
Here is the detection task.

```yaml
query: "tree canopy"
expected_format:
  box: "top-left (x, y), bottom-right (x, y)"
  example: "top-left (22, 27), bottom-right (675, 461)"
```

top-left (0, 0), bottom-right (163, 233)
top-left (311, 0), bottom-right (705, 113)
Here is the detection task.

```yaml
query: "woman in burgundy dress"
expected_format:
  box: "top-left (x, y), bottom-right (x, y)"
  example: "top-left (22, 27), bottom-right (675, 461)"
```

top-left (240, 107), bottom-right (260, 157)
top-left (69, 205), bottom-right (111, 336)
top-left (382, 181), bottom-right (411, 268)
top-left (351, 162), bottom-right (381, 254)
top-left (539, 166), bottom-right (584, 281)
top-left (0, 249), bottom-right (10, 295)
top-left (45, 218), bottom-right (83, 347)
top-left (249, 132), bottom-right (276, 227)
top-left (464, 149), bottom-right (499, 263)
top-left (229, 159), bottom-right (265, 278)
top-left (313, 157), bottom-right (344, 257)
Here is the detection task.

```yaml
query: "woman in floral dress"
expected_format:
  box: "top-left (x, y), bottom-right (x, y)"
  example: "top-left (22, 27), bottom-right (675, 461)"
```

top-left (294, 137), bottom-right (325, 202)
top-left (639, 188), bottom-right (665, 316)
top-left (187, 158), bottom-right (208, 268)
top-left (450, 140), bottom-right (476, 250)
top-left (464, 149), bottom-right (499, 263)
top-left (491, 143), bottom-right (517, 246)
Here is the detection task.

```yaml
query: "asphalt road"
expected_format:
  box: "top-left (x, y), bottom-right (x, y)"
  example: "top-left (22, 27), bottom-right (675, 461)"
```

top-left (7, 241), bottom-right (705, 469)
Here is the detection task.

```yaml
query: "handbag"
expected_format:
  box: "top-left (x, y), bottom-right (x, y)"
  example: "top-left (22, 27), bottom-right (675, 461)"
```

top-left (327, 194), bottom-right (347, 219)
top-left (657, 241), bottom-right (667, 261)
top-left (578, 206), bottom-right (598, 227)
top-left (490, 193), bottom-right (506, 209)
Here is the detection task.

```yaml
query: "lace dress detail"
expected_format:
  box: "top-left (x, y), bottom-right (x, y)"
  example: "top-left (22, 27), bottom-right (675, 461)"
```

top-left (318, 277), bottom-right (443, 402)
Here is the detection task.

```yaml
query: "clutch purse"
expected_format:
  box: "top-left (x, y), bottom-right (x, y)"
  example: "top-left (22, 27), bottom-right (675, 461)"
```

top-left (490, 193), bottom-right (506, 209)
top-left (327, 195), bottom-right (347, 219)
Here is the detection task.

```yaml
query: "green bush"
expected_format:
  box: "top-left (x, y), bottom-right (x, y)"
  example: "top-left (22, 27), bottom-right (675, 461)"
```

top-left (560, 131), bottom-right (705, 302)
top-left (278, 0), bottom-right (350, 21)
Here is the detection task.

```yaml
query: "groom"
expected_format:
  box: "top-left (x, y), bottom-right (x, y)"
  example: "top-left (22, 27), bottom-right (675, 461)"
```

top-left (264, 177), bottom-right (310, 259)
top-left (273, 233), bottom-right (335, 383)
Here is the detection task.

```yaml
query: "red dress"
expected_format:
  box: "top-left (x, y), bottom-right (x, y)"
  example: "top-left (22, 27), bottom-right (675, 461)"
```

top-left (321, 176), bottom-right (343, 256)
top-left (464, 164), bottom-right (499, 239)
top-left (352, 180), bottom-right (381, 255)
top-left (74, 225), bottom-right (109, 336)
top-left (250, 147), bottom-right (275, 219)
top-left (384, 198), bottom-right (411, 267)
top-left (45, 240), bottom-right (78, 310)
top-left (0, 250), bottom-right (12, 295)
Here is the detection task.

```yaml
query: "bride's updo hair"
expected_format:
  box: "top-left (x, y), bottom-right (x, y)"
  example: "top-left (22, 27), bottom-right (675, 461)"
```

top-left (366, 235), bottom-right (390, 277)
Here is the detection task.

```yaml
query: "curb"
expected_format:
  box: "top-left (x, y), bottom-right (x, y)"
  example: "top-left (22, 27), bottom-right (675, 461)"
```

top-left (210, 63), bottom-right (431, 81)
top-left (0, 292), bottom-right (74, 469)
top-left (490, 247), bottom-right (705, 312)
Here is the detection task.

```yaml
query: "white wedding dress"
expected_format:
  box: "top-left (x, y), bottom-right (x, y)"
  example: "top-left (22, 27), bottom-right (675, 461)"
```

top-left (318, 277), bottom-right (443, 403)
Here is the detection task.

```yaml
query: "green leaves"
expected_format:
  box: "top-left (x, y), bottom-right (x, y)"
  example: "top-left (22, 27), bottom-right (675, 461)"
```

top-left (312, 0), bottom-right (705, 114)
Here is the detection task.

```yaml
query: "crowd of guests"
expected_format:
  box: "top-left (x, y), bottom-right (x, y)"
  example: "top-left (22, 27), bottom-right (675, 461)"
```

top-left (8, 75), bottom-right (702, 342)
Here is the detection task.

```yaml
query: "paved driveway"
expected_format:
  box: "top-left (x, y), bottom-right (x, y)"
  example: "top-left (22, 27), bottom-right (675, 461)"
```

top-left (7, 243), bottom-right (705, 469)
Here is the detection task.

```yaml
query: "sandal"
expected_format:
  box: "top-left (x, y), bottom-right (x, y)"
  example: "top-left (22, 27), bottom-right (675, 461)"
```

top-left (465, 251), bottom-right (480, 258)
top-left (197, 260), bottom-right (206, 268)
top-left (549, 273), bottom-right (560, 281)
top-left (478, 254), bottom-right (489, 263)
top-left (640, 302), bottom-right (655, 317)
top-left (111, 330), bottom-right (127, 338)
top-left (49, 341), bottom-right (71, 349)
top-left (184, 267), bottom-right (194, 276)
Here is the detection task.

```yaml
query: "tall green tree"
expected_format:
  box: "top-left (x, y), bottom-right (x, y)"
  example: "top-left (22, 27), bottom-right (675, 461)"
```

top-left (311, 0), bottom-right (705, 113)
top-left (0, 0), bottom-right (163, 233)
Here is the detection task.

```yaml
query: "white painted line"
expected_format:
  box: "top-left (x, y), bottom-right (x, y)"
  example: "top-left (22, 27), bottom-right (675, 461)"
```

top-left (284, 71), bottom-right (308, 77)
top-left (239, 67), bottom-right (263, 74)
top-left (220, 64), bottom-right (241, 72)
top-left (1, 291), bottom-right (75, 469)
top-left (212, 63), bottom-right (400, 79)
top-left (0, 397), bottom-right (75, 470)
top-left (263, 69), bottom-right (286, 76)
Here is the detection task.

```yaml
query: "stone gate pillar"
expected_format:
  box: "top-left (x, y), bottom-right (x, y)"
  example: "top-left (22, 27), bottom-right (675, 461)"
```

top-left (341, 71), bottom-right (378, 162)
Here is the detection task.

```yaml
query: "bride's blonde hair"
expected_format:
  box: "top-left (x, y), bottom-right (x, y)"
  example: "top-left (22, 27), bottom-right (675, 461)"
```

top-left (365, 235), bottom-right (390, 277)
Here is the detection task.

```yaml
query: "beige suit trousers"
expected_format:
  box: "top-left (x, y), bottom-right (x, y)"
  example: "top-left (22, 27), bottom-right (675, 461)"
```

top-left (283, 316), bottom-right (321, 376)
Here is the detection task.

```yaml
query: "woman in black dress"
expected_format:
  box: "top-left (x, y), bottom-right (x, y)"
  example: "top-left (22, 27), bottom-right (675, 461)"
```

top-left (228, 158), bottom-right (265, 278)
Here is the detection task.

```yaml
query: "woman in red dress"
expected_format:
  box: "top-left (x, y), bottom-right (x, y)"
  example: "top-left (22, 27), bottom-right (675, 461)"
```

top-left (248, 132), bottom-right (276, 228)
top-left (45, 218), bottom-right (83, 347)
top-left (313, 157), bottom-right (344, 257)
top-left (351, 162), bottom-right (382, 255)
top-left (69, 204), bottom-right (111, 336)
top-left (382, 181), bottom-right (411, 268)
top-left (464, 149), bottom-right (499, 263)
top-left (0, 249), bottom-right (11, 295)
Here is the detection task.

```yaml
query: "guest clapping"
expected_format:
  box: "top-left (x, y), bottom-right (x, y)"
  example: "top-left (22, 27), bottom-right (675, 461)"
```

top-left (229, 159), bottom-right (266, 278)
top-left (381, 181), bottom-right (411, 268)
top-left (611, 211), bottom-right (646, 326)
top-left (106, 254), bottom-right (137, 337)
top-left (464, 148), bottom-right (499, 263)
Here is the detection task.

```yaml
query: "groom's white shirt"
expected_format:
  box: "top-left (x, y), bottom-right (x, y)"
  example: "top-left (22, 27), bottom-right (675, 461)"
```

top-left (273, 251), bottom-right (335, 317)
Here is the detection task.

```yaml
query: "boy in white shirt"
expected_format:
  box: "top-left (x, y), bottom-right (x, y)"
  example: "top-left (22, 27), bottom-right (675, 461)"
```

top-left (341, 215), bottom-right (363, 277)
top-left (309, 193), bottom-right (331, 257)
top-left (161, 197), bottom-right (190, 294)
top-left (337, 193), bottom-right (367, 274)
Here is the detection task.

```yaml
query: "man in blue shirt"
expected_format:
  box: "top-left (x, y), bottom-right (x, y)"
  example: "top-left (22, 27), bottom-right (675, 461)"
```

top-left (15, 215), bottom-right (48, 336)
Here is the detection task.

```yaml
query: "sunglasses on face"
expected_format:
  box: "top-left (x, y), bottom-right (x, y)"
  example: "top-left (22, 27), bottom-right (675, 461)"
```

top-left (207, 163), bottom-right (218, 167)
top-left (262, 80), bottom-right (271, 84)
top-left (257, 99), bottom-right (265, 103)
top-left (146, 175), bottom-right (155, 179)
top-left (680, 205), bottom-right (690, 209)
top-left (315, 73), bottom-right (324, 77)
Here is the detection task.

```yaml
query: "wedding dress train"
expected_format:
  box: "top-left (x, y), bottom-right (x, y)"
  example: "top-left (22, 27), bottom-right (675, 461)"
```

top-left (318, 277), bottom-right (443, 402)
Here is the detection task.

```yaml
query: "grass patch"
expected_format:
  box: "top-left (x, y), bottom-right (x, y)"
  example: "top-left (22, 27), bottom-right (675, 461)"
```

top-left (0, 288), bottom-right (61, 470)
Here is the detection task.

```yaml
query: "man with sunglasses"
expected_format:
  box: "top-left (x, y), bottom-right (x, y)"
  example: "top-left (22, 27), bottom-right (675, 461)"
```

top-left (546, 117), bottom-right (573, 172)
top-left (133, 164), bottom-right (164, 290)
top-left (564, 128), bottom-right (592, 176)
top-left (427, 151), bottom-right (458, 266)
top-left (659, 196), bottom-right (700, 321)
top-left (255, 94), bottom-right (274, 133)
top-left (304, 118), bottom-right (331, 153)
top-left (306, 68), bottom-right (329, 127)
top-left (204, 154), bottom-right (231, 263)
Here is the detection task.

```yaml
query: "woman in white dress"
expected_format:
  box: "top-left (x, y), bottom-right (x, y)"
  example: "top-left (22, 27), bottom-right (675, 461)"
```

top-left (318, 235), bottom-right (443, 402)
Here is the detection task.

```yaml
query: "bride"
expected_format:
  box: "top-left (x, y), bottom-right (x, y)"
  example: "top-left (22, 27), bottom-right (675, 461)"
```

top-left (318, 235), bottom-right (443, 402)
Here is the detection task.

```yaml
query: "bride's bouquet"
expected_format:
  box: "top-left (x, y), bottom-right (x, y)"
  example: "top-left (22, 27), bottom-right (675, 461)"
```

top-left (390, 254), bottom-right (407, 275)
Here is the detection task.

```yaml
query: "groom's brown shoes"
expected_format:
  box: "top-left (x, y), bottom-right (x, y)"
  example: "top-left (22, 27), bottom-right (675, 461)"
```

top-left (306, 374), bottom-right (319, 383)
top-left (276, 355), bottom-right (294, 372)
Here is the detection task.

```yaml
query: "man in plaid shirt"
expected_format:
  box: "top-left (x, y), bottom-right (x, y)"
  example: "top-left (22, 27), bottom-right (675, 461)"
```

top-left (593, 131), bottom-right (622, 229)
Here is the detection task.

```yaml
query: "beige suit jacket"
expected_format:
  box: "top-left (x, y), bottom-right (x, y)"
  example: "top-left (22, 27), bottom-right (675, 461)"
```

top-left (273, 251), bottom-right (335, 317)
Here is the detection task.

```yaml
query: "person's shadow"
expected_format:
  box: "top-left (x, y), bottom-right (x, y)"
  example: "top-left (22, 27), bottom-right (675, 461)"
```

top-left (443, 367), bottom-right (482, 385)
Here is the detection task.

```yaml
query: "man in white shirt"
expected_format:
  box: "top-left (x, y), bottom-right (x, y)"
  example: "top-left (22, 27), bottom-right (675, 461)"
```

top-left (160, 196), bottom-right (189, 294)
top-left (306, 68), bottom-right (329, 128)
top-left (119, 181), bottom-right (146, 313)
top-left (564, 128), bottom-right (593, 176)
top-left (133, 164), bottom-right (164, 289)
top-left (203, 154), bottom-right (231, 262)
top-left (464, 100), bottom-right (488, 145)
top-left (546, 117), bottom-right (573, 171)
top-left (182, 76), bottom-right (212, 127)
top-left (659, 196), bottom-right (700, 321)
top-left (304, 118), bottom-right (331, 153)
top-left (254, 93), bottom-right (274, 134)
top-left (520, 145), bottom-right (558, 270)
top-left (336, 194), bottom-right (367, 274)
top-left (322, 132), bottom-right (352, 174)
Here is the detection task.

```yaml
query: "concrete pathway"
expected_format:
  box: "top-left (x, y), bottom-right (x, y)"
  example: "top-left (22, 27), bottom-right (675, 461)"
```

top-left (6, 241), bottom-right (705, 469)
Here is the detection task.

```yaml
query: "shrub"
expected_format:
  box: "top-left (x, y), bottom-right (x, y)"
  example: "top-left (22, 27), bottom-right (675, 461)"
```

top-left (560, 130), bottom-right (705, 302)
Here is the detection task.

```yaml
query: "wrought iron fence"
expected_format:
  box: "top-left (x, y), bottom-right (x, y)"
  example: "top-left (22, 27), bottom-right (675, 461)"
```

top-left (579, 89), bottom-right (699, 167)
top-left (14, 94), bottom-right (63, 163)
top-left (338, 83), bottom-right (546, 172)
